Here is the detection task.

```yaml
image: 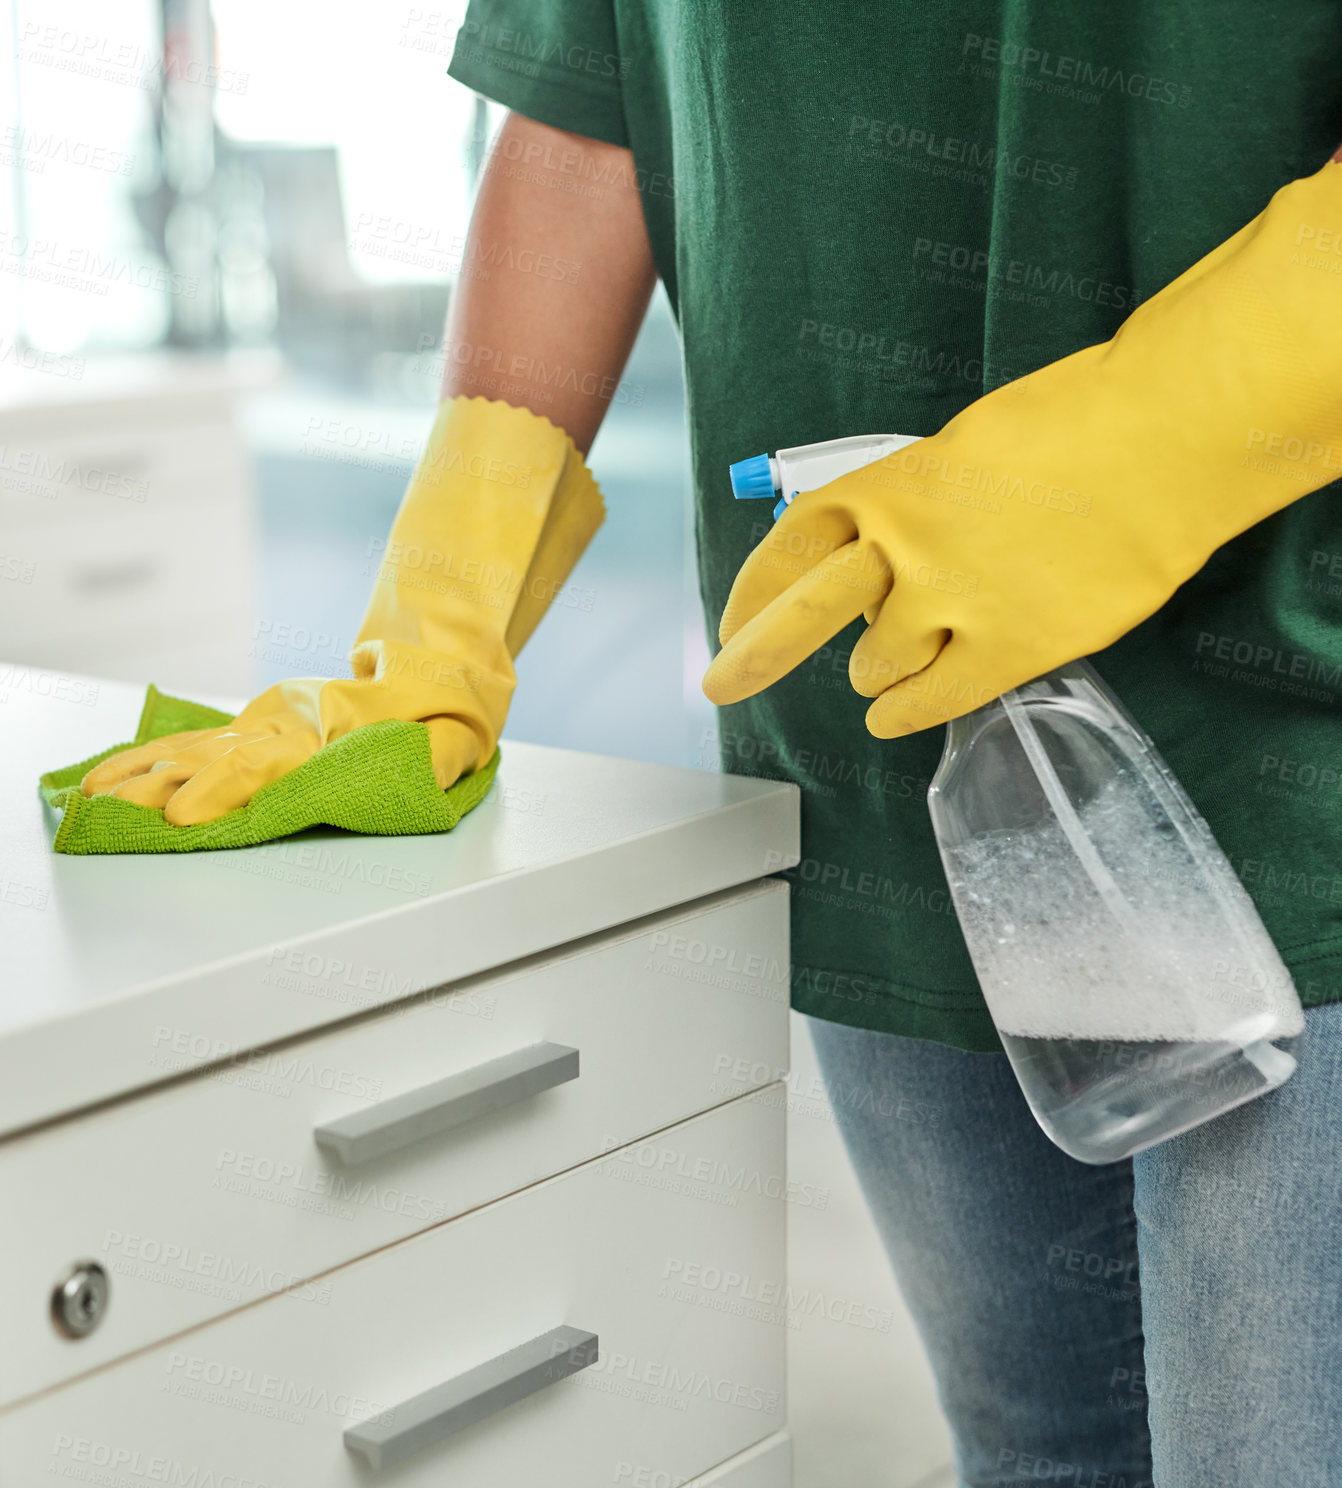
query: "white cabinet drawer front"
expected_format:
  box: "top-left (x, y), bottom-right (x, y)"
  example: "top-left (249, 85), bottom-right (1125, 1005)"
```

top-left (0, 880), bottom-right (789, 1405)
top-left (1, 1090), bottom-right (787, 1487)
top-left (0, 420), bottom-right (251, 530)
top-left (1, 501), bottom-right (253, 653)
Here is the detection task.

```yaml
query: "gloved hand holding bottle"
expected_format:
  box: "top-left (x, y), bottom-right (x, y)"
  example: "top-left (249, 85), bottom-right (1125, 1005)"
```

top-left (702, 157), bottom-right (1342, 735)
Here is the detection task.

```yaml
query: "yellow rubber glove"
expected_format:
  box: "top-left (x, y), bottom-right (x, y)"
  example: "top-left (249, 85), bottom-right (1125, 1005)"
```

top-left (81, 396), bottom-right (604, 824)
top-left (703, 158), bottom-right (1342, 736)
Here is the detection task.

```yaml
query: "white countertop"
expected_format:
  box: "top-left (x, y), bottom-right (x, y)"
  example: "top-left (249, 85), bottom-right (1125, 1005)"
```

top-left (0, 666), bottom-right (798, 1137)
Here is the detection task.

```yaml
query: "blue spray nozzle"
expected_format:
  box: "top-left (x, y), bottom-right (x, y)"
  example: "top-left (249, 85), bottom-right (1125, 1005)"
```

top-left (729, 453), bottom-right (777, 501)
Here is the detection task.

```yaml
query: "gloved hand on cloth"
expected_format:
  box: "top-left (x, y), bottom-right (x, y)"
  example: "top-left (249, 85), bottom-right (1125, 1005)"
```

top-left (702, 156), bottom-right (1342, 736)
top-left (76, 395), bottom-right (604, 828)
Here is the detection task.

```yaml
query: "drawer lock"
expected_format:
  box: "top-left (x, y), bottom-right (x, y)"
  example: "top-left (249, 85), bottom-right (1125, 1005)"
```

top-left (51, 1260), bottom-right (109, 1339)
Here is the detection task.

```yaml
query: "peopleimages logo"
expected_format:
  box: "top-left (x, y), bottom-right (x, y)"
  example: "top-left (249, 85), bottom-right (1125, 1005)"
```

top-left (796, 318), bottom-right (1023, 386)
top-left (0, 229), bottom-right (196, 296)
top-left (1194, 631), bottom-right (1342, 688)
top-left (865, 441), bottom-right (1092, 518)
top-left (455, 20), bottom-right (630, 80)
top-left (911, 236), bottom-right (1139, 310)
top-left (51, 1435), bottom-right (273, 1487)
top-left (961, 32), bottom-right (1191, 108)
top-left (847, 115), bottom-right (1078, 191)
top-left (1244, 426), bottom-right (1342, 476)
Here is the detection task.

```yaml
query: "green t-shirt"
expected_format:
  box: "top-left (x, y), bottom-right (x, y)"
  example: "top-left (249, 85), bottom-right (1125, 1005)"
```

top-left (450, 4), bottom-right (1342, 1052)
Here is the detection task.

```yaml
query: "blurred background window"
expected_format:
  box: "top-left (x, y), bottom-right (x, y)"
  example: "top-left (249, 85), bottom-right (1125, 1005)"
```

top-left (1, 0), bottom-right (714, 769)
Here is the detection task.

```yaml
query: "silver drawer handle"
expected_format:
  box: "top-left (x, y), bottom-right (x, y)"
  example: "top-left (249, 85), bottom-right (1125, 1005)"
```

top-left (344, 1324), bottom-right (599, 1470)
top-left (69, 557), bottom-right (159, 594)
top-left (313, 1041), bottom-right (579, 1166)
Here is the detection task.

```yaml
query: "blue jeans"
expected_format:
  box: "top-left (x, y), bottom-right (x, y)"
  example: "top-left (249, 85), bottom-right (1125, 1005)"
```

top-left (806, 1002), bottom-right (1342, 1488)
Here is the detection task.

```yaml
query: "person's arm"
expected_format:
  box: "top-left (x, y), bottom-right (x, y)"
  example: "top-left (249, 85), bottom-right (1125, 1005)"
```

top-left (79, 112), bottom-right (658, 830)
top-left (442, 111), bottom-right (658, 453)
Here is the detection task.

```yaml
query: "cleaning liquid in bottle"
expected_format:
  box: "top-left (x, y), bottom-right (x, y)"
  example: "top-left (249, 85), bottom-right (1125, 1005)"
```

top-left (731, 434), bottom-right (1305, 1163)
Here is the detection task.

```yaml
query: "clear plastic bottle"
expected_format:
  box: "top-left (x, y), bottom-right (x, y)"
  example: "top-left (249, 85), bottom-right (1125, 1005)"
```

top-left (928, 660), bottom-right (1303, 1163)
top-left (732, 435), bottom-right (1305, 1163)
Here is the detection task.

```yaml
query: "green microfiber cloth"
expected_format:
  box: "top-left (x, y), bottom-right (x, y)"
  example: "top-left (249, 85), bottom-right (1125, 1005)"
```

top-left (40, 684), bottom-right (500, 855)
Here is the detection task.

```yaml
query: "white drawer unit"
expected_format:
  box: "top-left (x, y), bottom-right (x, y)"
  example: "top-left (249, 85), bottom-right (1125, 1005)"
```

top-left (3, 493), bottom-right (254, 695)
top-left (0, 667), bottom-right (800, 1481)
top-left (1, 1091), bottom-right (787, 1486)
top-left (1, 879), bottom-right (789, 1404)
top-left (0, 418), bottom-right (250, 532)
top-left (0, 354), bottom-right (276, 695)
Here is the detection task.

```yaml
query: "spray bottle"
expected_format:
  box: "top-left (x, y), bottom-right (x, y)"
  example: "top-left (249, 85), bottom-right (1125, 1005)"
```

top-left (731, 433), bottom-right (1304, 1163)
